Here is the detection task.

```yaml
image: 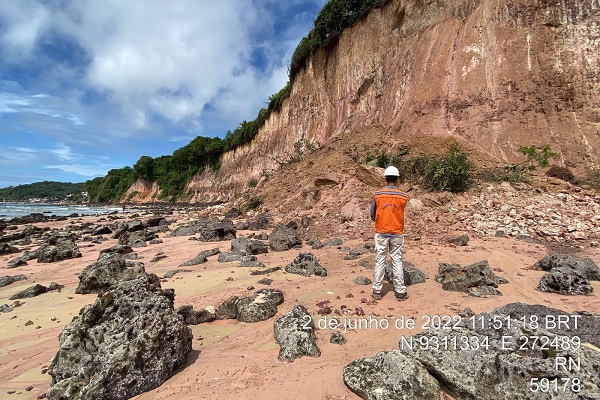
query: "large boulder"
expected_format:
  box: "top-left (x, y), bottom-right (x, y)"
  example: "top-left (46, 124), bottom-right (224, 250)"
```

top-left (37, 239), bottom-right (82, 263)
top-left (47, 273), bottom-right (192, 400)
top-left (535, 266), bottom-right (593, 296)
top-left (343, 350), bottom-right (440, 400)
top-left (269, 223), bottom-right (301, 252)
top-left (274, 305), bottom-right (321, 362)
top-left (236, 289), bottom-right (284, 323)
top-left (435, 260), bottom-right (506, 292)
top-left (535, 254), bottom-right (600, 281)
top-left (285, 253), bottom-right (327, 277)
top-left (75, 253), bottom-right (146, 295)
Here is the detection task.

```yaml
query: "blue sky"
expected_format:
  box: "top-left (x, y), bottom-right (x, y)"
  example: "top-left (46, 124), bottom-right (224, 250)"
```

top-left (0, 0), bottom-right (326, 188)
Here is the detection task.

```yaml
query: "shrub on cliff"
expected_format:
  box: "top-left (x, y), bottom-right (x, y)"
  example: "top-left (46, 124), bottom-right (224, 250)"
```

top-left (424, 145), bottom-right (473, 193)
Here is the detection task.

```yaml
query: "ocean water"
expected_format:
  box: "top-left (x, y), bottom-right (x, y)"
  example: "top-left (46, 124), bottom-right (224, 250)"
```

top-left (0, 203), bottom-right (122, 220)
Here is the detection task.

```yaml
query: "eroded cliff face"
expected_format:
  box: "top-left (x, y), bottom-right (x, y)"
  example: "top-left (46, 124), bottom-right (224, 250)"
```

top-left (187, 0), bottom-right (600, 201)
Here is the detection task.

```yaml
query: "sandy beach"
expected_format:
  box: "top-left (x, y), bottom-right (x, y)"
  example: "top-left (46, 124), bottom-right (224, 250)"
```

top-left (1, 208), bottom-right (599, 400)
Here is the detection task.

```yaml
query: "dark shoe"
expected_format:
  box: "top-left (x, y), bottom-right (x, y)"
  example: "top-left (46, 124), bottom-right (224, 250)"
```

top-left (395, 292), bottom-right (408, 301)
top-left (372, 291), bottom-right (382, 300)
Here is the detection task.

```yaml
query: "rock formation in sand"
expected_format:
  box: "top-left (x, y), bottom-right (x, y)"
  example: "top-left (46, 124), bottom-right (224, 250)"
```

top-left (47, 273), bottom-right (192, 400)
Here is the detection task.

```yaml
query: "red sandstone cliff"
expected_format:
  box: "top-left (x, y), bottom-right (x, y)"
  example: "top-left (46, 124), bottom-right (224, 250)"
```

top-left (185, 0), bottom-right (599, 202)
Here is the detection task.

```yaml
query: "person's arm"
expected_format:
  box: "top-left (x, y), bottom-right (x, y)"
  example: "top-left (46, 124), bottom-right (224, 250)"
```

top-left (370, 197), bottom-right (376, 221)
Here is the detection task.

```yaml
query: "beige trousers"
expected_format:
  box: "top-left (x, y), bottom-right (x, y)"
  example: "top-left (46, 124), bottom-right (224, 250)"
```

top-left (372, 233), bottom-right (406, 294)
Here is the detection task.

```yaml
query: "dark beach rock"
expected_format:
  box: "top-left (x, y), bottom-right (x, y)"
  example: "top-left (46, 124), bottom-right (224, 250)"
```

top-left (274, 305), bottom-right (320, 362)
top-left (354, 276), bottom-right (372, 285)
top-left (150, 252), bottom-right (167, 262)
top-left (0, 242), bottom-right (19, 255)
top-left (165, 219), bottom-right (207, 237)
top-left (306, 238), bottom-right (324, 249)
top-left (198, 248), bottom-right (220, 258)
top-left (37, 239), bottom-right (82, 263)
top-left (0, 274), bottom-right (26, 287)
top-left (269, 223), bottom-right (301, 252)
top-left (254, 232), bottom-right (268, 240)
top-left (493, 302), bottom-right (600, 347)
top-left (7, 256), bottom-right (28, 269)
top-left (21, 249), bottom-right (40, 261)
top-left (8, 213), bottom-right (48, 224)
top-left (75, 253), bottom-right (146, 295)
top-left (47, 273), bottom-right (192, 400)
top-left (330, 333), bottom-right (346, 345)
top-left (344, 350), bottom-right (440, 400)
top-left (236, 289), bottom-right (284, 323)
top-left (535, 254), bottom-right (600, 281)
top-left (468, 285), bottom-right (502, 297)
top-left (324, 238), bottom-right (343, 246)
top-left (344, 249), bottom-right (365, 260)
top-left (176, 304), bottom-right (216, 325)
top-left (247, 213), bottom-right (272, 230)
top-left (285, 253), bottom-right (327, 277)
top-left (198, 219), bottom-right (236, 242)
top-left (384, 261), bottom-right (428, 286)
top-left (224, 208), bottom-right (242, 219)
top-left (218, 251), bottom-right (246, 263)
top-left (435, 260), bottom-right (506, 292)
top-left (48, 282), bottom-right (64, 291)
top-left (0, 304), bottom-right (13, 313)
top-left (238, 255), bottom-right (265, 268)
top-left (235, 221), bottom-right (250, 230)
top-left (398, 306), bottom-right (600, 400)
top-left (99, 244), bottom-right (133, 256)
top-left (118, 229), bottom-right (157, 248)
top-left (163, 269), bottom-right (191, 278)
top-left (0, 225), bottom-right (46, 243)
top-left (447, 234), bottom-right (469, 246)
top-left (179, 253), bottom-right (208, 267)
top-left (9, 283), bottom-right (48, 300)
top-left (144, 216), bottom-right (167, 228)
top-left (535, 266), bottom-right (593, 296)
top-left (231, 237), bottom-right (269, 255)
top-left (257, 278), bottom-right (273, 286)
top-left (216, 296), bottom-right (239, 320)
top-left (91, 225), bottom-right (112, 236)
top-left (250, 266), bottom-right (281, 275)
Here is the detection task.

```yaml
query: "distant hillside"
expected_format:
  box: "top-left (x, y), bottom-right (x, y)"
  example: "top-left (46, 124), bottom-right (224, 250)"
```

top-left (0, 181), bottom-right (85, 202)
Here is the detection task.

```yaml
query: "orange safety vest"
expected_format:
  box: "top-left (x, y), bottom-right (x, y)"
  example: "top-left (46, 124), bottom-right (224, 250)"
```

top-left (373, 187), bottom-right (408, 234)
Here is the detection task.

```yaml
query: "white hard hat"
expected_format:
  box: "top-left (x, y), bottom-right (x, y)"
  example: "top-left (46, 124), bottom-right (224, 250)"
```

top-left (384, 166), bottom-right (400, 177)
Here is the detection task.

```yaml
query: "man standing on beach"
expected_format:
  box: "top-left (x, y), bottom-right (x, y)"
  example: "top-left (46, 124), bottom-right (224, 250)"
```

top-left (370, 166), bottom-right (408, 301)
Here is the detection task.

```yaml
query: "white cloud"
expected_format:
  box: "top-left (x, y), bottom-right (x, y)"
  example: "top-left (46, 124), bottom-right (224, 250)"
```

top-left (49, 143), bottom-right (74, 162)
top-left (0, 0), bottom-right (50, 60)
top-left (43, 164), bottom-right (109, 177)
